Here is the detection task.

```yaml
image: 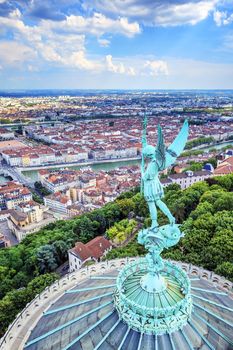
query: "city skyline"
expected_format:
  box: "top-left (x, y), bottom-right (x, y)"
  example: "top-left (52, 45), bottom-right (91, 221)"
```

top-left (0, 0), bottom-right (233, 89)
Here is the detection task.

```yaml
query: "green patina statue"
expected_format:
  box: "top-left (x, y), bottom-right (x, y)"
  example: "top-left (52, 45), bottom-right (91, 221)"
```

top-left (138, 115), bottom-right (189, 289)
top-left (141, 114), bottom-right (188, 228)
top-left (114, 116), bottom-right (192, 335)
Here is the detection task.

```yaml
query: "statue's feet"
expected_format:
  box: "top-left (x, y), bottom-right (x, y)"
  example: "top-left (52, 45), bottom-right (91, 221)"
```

top-left (151, 220), bottom-right (159, 230)
top-left (150, 225), bottom-right (159, 233)
top-left (169, 216), bottom-right (176, 226)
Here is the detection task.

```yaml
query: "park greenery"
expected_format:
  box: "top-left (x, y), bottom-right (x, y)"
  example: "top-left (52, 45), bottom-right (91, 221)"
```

top-left (0, 175), bottom-right (233, 336)
top-left (184, 157), bottom-right (217, 172)
top-left (106, 219), bottom-right (137, 244)
top-left (185, 136), bottom-right (215, 150)
top-left (181, 149), bottom-right (204, 157)
top-left (34, 181), bottom-right (52, 196)
top-left (181, 143), bottom-right (233, 158)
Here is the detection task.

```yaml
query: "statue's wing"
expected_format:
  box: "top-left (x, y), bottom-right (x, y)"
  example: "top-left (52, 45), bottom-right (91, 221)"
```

top-left (155, 124), bottom-right (166, 171)
top-left (165, 119), bottom-right (189, 169)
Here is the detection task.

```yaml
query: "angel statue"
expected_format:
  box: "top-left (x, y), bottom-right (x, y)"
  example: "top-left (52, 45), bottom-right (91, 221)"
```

top-left (138, 116), bottom-right (189, 279)
top-left (141, 115), bottom-right (189, 231)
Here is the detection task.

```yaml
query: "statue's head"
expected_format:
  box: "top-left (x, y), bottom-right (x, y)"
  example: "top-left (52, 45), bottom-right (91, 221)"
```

top-left (143, 145), bottom-right (155, 159)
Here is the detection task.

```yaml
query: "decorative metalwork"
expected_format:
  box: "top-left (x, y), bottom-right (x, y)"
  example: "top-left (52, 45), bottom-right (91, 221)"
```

top-left (114, 116), bottom-right (192, 334)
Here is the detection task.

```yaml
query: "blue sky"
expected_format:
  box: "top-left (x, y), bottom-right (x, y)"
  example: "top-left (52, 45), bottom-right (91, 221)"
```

top-left (0, 0), bottom-right (233, 89)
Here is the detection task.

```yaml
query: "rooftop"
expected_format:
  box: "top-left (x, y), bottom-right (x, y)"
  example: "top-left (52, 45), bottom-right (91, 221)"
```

top-left (71, 236), bottom-right (112, 261)
top-left (1, 259), bottom-right (232, 350)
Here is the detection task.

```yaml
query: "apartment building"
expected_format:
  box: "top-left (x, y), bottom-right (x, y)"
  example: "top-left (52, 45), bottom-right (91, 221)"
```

top-left (162, 170), bottom-right (212, 190)
top-left (0, 182), bottom-right (32, 210)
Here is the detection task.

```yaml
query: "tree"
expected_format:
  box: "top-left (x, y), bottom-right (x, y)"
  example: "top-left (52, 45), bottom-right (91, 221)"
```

top-left (116, 198), bottom-right (136, 217)
top-left (52, 240), bottom-right (70, 264)
top-left (166, 183), bottom-right (181, 192)
top-left (132, 193), bottom-right (149, 217)
top-left (36, 245), bottom-right (58, 273)
top-left (0, 273), bottom-right (58, 337)
top-left (215, 262), bottom-right (233, 281)
top-left (181, 229), bottom-right (212, 255)
top-left (102, 203), bottom-right (122, 227)
top-left (104, 239), bottom-right (145, 260)
top-left (203, 229), bottom-right (233, 270)
top-left (106, 219), bottom-right (137, 244)
top-left (213, 193), bottom-right (233, 212)
top-left (26, 273), bottom-right (58, 295)
top-left (200, 189), bottom-right (225, 205)
top-left (185, 162), bottom-right (203, 172)
top-left (213, 175), bottom-right (233, 191)
top-left (87, 210), bottom-right (107, 235)
top-left (189, 202), bottom-right (214, 220)
top-left (73, 216), bottom-right (98, 242)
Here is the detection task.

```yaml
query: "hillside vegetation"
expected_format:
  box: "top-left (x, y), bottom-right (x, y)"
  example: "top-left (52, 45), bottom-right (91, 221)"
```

top-left (0, 175), bottom-right (233, 336)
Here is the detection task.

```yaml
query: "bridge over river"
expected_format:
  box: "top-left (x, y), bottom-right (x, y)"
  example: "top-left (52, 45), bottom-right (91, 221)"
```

top-left (0, 164), bottom-right (34, 189)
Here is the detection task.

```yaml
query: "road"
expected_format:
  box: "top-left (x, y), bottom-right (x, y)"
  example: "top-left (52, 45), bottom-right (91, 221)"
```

top-left (0, 219), bottom-right (18, 246)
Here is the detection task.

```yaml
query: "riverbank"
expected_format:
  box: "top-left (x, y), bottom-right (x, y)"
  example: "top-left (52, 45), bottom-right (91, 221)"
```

top-left (193, 140), bottom-right (233, 151)
top-left (9, 140), bottom-right (232, 183)
top-left (17, 156), bottom-right (141, 171)
top-left (21, 158), bottom-right (141, 182)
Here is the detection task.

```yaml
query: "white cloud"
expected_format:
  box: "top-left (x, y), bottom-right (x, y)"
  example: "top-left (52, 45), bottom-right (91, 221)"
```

top-left (105, 55), bottom-right (136, 75)
top-left (213, 10), bottom-right (233, 25)
top-left (9, 8), bottom-right (21, 19)
top-left (98, 38), bottom-right (110, 47)
top-left (67, 51), bottom-right (101, 71)
top-left (153, 1), bottom-right (217, 26)
top-left (48, 12), bottom-right (140, 38)
top-left (106, 55), bottom-right (125, 74)
top-left (105, 55), bottom-right (169, 77)
top-left (84, 0), bottom-right (219, 27)
top-left (0, 9), bottom-right (140, 71)
top-left (0, 8), bottom-right (168, 77)
top-left (0, 41), bottom-right (36, 66)
top-left (144, 60), bottom-right (169, 76)
top-left (223, 13), bottom-right (233, 25)
top-left (213, 10), bottom-right (226, 25)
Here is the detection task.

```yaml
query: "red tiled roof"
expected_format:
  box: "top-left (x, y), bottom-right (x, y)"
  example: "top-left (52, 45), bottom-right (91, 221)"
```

top-left (72, 242), bottom-right (92, 261)
top-left (86, 236), bottom-right (112, 259)
top-left (214, 156), bottom-right (233, 175)
top-left (214, 164), bottom-right (233, 175)
top-left (71, 236), bottom-right (112, 261)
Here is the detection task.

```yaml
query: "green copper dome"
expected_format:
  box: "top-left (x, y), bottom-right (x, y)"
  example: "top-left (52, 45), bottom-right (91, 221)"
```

top-left (114, 259), bottom-right (192, 335)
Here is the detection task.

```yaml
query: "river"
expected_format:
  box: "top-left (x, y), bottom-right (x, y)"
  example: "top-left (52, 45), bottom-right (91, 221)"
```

top-left (0, 175), bottom-right (12, 184)
top-left (22, 159), bottom-right (140, 182)
top-left (6, 140), bottom-right (233, 183)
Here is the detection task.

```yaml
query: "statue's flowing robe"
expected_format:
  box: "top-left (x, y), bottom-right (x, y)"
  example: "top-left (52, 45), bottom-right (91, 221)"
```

top-left (141, 119), bottom-right (189, 200)
top-left (143, 159), bottom-right (164, 201)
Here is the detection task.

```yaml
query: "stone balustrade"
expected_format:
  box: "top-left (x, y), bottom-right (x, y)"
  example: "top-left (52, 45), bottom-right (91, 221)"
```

top-left (0, 258), bottom-right (232, 350)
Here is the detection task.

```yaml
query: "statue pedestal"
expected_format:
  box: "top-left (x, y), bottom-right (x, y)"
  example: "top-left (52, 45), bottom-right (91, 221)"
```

top-left (114, 259), bottom-right (192, 335)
